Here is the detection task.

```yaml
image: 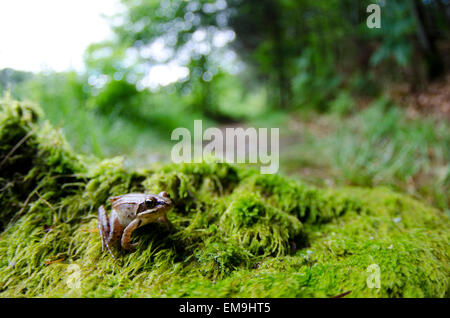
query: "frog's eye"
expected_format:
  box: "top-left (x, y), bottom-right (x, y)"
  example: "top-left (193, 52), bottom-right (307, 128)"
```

top-left (145, 197), bottom-right (157, 209)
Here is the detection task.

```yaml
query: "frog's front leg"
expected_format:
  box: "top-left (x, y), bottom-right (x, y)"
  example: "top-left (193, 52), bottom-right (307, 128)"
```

top-left (157, 213), bottom-right (173, 231)
top-left (121, 219), bottom-right (141, 251)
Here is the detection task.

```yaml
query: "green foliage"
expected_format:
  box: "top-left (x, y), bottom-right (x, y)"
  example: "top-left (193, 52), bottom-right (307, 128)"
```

top-left (88, 79), bottom-right (140, 116)
top-left (0, 99), bottom-right (448, 297)
top-left (276, 96), bottom-right (449, 213)
top-left (11, 72), bottom-right (105, 156)
top-left (368, 0), bottom-right (416, 68)
top-left (329, 91), bottom-right (355, 116)
top-left (82, 0), bottom-right (449, 112)
top-left (329, 97), bottom-right (449, 189)
top-left (10, 71), bottom-right (208, 160)
top-left (291, 49), bottom-right (342, 111)
top-left (85, 0), bottom-right (235, 117)
top-left (0, 69), bottom-right (33, 95)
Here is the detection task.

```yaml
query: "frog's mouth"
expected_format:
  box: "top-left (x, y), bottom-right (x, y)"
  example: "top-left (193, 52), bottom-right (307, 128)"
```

top-left (138, 202), bottom-right (172, 216)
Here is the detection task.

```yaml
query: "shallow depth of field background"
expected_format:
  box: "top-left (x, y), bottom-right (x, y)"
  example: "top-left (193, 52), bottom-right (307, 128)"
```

top-left (1, 0), bottom-right (449, 213)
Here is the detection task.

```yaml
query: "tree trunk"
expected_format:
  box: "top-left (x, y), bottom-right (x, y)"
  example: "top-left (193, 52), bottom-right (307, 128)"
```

top-left (411, 0), bottom-right (444, 79)
top-left (266, 1), bottom-right (290, 109)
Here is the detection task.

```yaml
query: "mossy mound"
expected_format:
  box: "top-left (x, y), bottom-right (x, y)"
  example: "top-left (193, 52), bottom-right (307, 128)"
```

top-left (0, 97), bottom-right (449, 297)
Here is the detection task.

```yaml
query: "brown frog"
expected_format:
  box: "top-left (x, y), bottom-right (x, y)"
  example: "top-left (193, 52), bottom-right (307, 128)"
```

top-left (98, 192), bottom-right (173, 259)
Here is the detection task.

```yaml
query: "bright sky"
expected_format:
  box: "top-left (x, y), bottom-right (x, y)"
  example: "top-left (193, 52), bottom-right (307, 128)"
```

top-left (0, 0), bottom-right (119, 72)
top-left (0, 0), bottom-right (239, 88)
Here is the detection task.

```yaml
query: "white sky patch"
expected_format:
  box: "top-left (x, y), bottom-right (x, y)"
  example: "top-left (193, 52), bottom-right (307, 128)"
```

top-left (140, 38), bottom-right (174, 62)
top-left (0, 0), bottom-right (119, 72)
top-left (139, 63), bottom-right (189, 91)
top-left (213, 30), bottom-right (235, 48)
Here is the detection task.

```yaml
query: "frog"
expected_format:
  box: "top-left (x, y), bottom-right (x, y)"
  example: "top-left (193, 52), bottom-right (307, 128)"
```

top-left (98, 191), bottom-right (173, 259)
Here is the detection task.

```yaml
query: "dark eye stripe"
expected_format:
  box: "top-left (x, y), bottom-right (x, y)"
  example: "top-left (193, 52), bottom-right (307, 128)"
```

top-left (137, 200), bottom-right (155, 213)
top-left (136, 202), bottom-right (148, 213)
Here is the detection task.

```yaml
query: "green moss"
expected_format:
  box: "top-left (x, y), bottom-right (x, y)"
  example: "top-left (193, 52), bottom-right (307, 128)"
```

top-left (0, 97), bottom-right (449, 297)
top-left (219, 192), bottom-right (302, 257)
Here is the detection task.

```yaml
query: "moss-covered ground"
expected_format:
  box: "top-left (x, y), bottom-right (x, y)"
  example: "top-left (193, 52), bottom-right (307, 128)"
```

top-left (0, 97), bottom-right (449, 297)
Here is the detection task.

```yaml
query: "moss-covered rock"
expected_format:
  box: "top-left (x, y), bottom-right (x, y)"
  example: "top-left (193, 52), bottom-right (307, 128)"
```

top-left (0, 97), bottom-right (448, 297)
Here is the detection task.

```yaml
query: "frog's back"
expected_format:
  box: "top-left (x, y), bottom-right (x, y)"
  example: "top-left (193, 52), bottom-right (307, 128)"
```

top-left (109, 193), bottom-right (147, 206)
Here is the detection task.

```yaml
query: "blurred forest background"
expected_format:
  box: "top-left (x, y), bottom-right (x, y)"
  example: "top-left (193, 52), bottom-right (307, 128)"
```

top-left (1, 0), bottom-right (449, 213)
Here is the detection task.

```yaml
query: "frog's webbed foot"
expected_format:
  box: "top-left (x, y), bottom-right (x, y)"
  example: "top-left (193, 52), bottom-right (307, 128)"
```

top-left (121, 219), bottom-right (141, 252)
top-left (98, 205), bottom-right (116, 260)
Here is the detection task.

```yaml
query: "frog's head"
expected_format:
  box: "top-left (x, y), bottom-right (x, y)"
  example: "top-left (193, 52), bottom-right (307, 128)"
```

top-left (109, 192), bottom-right (173, 219)
top-left (137, 191), bottom-right (173, 216)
